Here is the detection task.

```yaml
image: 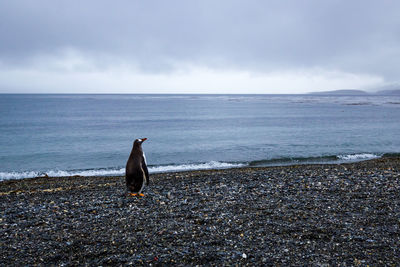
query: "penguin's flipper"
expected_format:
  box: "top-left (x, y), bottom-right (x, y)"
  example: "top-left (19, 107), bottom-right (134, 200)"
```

top-left (142, 157), bottom-right (150, 186)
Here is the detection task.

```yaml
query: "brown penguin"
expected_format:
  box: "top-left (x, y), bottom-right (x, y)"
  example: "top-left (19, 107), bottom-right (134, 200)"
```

top-left (126, 138), bottom-right (149, 196)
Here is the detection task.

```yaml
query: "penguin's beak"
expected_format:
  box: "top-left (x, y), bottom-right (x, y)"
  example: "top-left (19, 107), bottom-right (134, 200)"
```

top-left (141, 138), bottom-right (147, 142)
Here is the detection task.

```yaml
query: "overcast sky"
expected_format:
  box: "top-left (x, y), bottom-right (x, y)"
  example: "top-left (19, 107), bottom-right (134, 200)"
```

top-left (0, 0), bottom-right (399, 94)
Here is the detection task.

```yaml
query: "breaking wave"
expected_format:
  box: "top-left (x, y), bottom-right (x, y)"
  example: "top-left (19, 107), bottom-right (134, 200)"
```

top-left (0, 168), bottom-right (125, 181)
top-left (337, 153), bottom-right (380, 161)
top-left (0, 161), bottom-right (245, 181)
top-left (148, 161), bottom-right (245, 173)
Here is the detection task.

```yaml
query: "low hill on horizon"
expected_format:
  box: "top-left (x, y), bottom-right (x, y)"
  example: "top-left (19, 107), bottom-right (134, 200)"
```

top-left (308, 89), bottom-right (368, 95)
top-left (309, 89), bottom-right (400, 96)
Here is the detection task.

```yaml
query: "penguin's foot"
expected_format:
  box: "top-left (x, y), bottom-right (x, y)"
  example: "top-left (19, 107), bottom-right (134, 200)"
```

top-left (127, 193), bottom-right (144, 197)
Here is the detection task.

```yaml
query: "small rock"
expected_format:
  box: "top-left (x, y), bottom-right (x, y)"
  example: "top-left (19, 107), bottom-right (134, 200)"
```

top-left (167, 192), bottom-right (173, 199)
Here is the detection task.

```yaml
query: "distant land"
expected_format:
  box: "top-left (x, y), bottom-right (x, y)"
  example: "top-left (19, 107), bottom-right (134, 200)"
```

top-left (309, 88), bottom-right (400, 96)
top-left (309, 89), bottom-right (368, 95)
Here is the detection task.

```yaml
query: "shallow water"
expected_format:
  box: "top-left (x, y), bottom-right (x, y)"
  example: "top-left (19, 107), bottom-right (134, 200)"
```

top-left (1, 94), bottom-right (399, 180)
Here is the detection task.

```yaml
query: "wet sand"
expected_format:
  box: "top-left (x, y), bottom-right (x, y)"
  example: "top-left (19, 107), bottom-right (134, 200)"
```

top-left (1, 157), bottom-right (400, 265)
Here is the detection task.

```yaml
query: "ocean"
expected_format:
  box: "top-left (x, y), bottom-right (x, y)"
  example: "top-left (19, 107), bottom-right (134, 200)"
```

top-left (1, 94), bottom-right (399, 180)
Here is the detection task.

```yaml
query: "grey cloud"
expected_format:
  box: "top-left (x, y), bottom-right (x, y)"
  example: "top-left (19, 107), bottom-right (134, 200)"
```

top-left (0, 0), bottom-right (399, 80)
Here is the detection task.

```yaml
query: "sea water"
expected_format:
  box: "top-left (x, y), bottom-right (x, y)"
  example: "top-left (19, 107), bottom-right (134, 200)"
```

top-left (1, 94), bottom-right (399, 180)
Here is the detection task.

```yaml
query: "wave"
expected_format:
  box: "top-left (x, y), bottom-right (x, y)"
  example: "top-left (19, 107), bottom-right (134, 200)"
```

top-left (337, 153), bottom-right (380, 161)
top-left (0, 161), bottom-right (245, 181)
top-left (249, 153), bottom-right (382, 167)
top-left (0, 153), bottom-right (389, 181)
top-left (0, 168), bottom-right (125, 181)
top-left (149, 161), bottom-right (245, 173)
top-left (0, 171), bottom-right (45, 181)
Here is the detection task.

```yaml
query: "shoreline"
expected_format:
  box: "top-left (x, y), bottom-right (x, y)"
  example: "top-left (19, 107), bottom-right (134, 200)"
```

top-left (1, 157), bottom-right (400, 265)
top-left (3, 152), bottom-right (399, 182)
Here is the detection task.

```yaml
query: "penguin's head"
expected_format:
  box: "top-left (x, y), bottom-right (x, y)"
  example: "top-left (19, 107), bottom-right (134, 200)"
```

top-left (134, 138), bottom-right (147, 146)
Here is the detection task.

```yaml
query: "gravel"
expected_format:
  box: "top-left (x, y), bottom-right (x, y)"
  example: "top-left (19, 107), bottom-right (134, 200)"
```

top-left (1, 157), bottom-right (400, 266)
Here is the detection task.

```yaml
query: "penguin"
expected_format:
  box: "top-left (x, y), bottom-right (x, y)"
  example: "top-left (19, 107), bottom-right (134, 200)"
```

top-left (125, 138), bottom-right (149, 196)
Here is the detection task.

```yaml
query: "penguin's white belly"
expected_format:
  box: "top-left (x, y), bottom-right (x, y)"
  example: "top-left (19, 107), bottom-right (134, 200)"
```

top-left (143, 152), bottom-right (147, 165)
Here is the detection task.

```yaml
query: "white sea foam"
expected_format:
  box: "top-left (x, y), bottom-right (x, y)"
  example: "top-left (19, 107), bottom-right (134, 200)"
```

top-left (0, 161), bottom-right (245, 181)
top-left (337, 153), bottom-right (380, 161)
top-left (0, 168), bottom-right (126, 181)
top-left (148, 161), bottom-right (245, 173)
top-left (46, 168), bottom-right (126, 177)
top-left (0, 171), bottom-right (41, 181)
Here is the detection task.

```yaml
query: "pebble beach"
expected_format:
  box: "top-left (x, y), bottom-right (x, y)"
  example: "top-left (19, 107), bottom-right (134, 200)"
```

top-left (1, 157), bottom-right (400, 266)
